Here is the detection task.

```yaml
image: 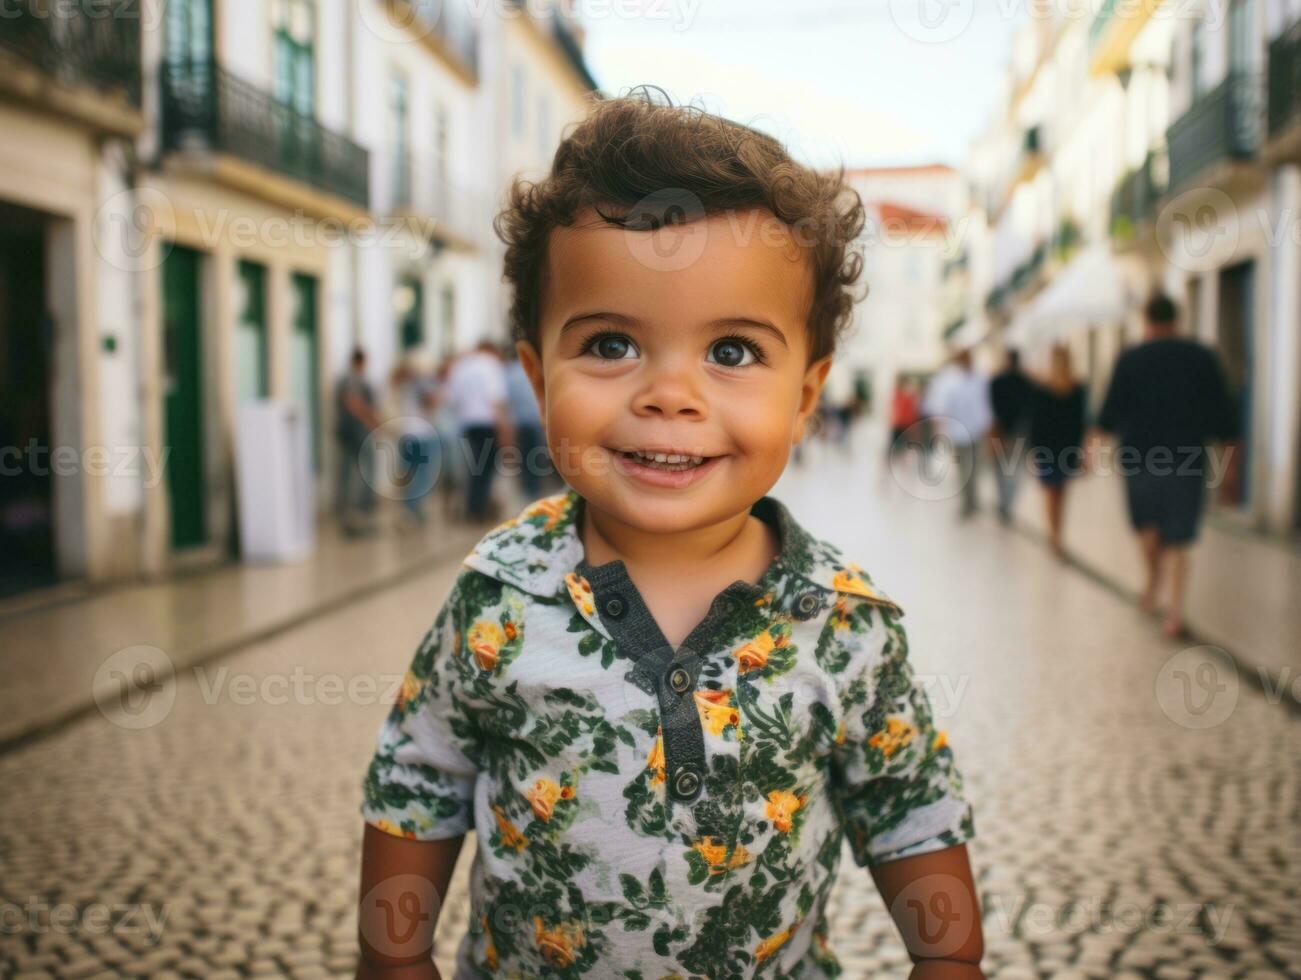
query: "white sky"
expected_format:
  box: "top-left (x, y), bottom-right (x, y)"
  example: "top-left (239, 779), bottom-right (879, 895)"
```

top-left (579, 0), bottom-right (1023, 170)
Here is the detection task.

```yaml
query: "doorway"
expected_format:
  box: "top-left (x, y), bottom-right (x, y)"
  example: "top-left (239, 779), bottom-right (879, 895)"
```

top-left (1217, 260), bottom-right (1254, 510)
top-left (0, 203), bottom-right (54, 596)
top-left (162, 244), bottom-right (208, 549)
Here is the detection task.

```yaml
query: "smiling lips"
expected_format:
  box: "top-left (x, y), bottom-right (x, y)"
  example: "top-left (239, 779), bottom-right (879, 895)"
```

top-left (613, 448), bottom-right (717, 471)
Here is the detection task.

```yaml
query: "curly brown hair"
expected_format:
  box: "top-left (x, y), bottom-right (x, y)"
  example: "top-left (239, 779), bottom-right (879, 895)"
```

top-left (493, 87), bottom-right (867, 364)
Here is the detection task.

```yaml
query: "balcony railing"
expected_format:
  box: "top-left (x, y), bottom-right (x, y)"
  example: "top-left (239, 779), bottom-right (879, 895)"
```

top-left (0, 0), bottom-right (141, 105)
top-left (1110, 150), bottom-right (1166, 242)
top-left (160, 59), bottom-right (369, 208)
top-left (1268, 21), bottom-right (1301, 139)
top-left (1166, 71), bottom-right (1263, 192)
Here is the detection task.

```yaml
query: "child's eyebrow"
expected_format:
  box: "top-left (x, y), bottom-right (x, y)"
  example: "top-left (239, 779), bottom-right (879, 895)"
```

top-left (560, 311), bottom-right (789, 349)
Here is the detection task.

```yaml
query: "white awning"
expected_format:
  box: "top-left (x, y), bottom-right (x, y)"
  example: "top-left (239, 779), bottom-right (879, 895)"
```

top-left (1007, 244), bottom-right (1144, 348)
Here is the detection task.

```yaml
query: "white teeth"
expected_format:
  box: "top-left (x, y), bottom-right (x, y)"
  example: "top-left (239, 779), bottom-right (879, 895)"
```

top-left (626, 450), bottom-right (708, 470)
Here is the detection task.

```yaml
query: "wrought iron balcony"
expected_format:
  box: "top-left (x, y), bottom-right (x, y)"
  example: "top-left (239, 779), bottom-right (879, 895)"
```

top-left (0, 0), bottom-right (141, 106)
top-left (1268, 20), bottom-right (1301, 139)
top-left (1166, 71), bottom-right (1263, 193)
top-left (160, 59), bottom-right (369, 209)
top-left (1110, 150), bottom-right (1166, 242)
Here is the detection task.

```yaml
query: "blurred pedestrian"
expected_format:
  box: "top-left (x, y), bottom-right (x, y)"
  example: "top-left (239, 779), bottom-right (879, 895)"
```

top-left (334, 347), bottom-right (381, 536)
top-left (390, 359), bottom-right (442, 526)
top-left (1027, 345), bottom-right (1088, 558)
top-left (988, 348), bottom-right (1033, 525)
top-left (1093, 293), bottom-right (1240, 638)
top-left (446, 339), bottom-right (515, 524)
top-left (924, 348), bottom-right (993, 519)
top-left (504, 346), bottom-right (549, 503)
top-left (887, 374), bottom-right (922, 466)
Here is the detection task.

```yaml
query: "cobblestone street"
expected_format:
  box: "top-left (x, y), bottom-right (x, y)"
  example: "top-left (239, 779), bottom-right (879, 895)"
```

top-left (2, 440), bottom-right (1298, 979)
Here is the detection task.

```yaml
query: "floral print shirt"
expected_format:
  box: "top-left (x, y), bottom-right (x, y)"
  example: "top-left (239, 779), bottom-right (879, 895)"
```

top-left (361, 488), bottom-right (975, 979)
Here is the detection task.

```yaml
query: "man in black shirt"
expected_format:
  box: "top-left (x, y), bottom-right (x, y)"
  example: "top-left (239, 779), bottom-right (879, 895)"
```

top-left (989, 349), bottom-right (1034, 524)
top-left (1095, 294), bottom-right (1240, 638)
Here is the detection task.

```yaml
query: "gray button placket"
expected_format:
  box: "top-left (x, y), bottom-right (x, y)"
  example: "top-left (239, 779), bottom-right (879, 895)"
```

top-left (577, 557), bottom-right (764, 810)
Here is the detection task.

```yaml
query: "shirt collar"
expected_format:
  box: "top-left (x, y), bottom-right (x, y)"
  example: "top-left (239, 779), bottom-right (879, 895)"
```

top-left (461, 488), bottom-right (902, 616)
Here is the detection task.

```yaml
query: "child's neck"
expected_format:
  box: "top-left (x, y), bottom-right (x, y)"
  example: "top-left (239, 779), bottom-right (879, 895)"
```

top-left (581, 500), bottom-right (775, 583)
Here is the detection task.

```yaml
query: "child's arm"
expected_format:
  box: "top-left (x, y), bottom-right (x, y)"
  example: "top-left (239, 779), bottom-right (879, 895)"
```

top-left (356, 824), bottom-right (465, 980)
top-left (869, 843), bottom-right (985, 979)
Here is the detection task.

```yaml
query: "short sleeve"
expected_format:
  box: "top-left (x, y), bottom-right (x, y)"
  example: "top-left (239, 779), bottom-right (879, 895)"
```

top-left (360, 573), bottom-right (481, 841)
top-left (828, 601), bottom-right (975, 867)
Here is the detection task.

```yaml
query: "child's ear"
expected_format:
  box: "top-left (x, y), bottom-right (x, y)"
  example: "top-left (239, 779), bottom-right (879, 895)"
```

top-left (793, 355), bottom-right (833, 444)
top-left (516, 339), bottom-right (546, 424)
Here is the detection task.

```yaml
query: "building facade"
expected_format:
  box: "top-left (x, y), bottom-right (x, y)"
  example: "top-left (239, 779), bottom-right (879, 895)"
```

top-left (0, 0), bottom-right (598, 595)
top-left (962, 0), bottom-right (1301, 537)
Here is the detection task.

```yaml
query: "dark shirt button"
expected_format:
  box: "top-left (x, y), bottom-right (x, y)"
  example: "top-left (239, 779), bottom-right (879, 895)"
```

top-left (671, 767), bottom-right (702, 801)
top-left (603, 595), bottom-right (625, 618)
top-left (796, 592), bottom-right (820, 618)
top-left (667, 666), bottom-right (692, 695)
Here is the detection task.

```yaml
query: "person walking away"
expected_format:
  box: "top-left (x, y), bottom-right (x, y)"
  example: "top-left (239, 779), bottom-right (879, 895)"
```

top-left (445, 339), bottom-right (515, 524)
top-left (925, 348), bottom-right (993, 519)
top-left (1093, 294), bottom-right (1240, 638)
top-left (1026, 345), bottom-right (1087, 558)
top-left (988, 348), bottom-right (1034, 525)
top-left (334, 347), bottom-right (381, 536)
top-left (504, 347), bottom-right (549, 503)
top-left (390, 359), bottom-right (442, 526)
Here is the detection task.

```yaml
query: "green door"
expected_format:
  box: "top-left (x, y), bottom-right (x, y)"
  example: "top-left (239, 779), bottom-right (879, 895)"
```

top-left (236, 260), bottom-right (268, 402)
top-left (162, 244), bottom-right (207, 549)
top-left (290, 272), bottom-right (321, 472)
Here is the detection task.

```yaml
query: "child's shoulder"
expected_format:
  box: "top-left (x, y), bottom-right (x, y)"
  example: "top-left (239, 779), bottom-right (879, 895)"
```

top-left (457, 490), bottom-right (585, 601)
top-left (762, 496), bottom-right (905, 621)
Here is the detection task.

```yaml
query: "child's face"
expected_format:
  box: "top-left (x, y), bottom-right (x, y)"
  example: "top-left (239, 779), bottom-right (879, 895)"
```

top-left (518, 206), bottom-right (831, 533)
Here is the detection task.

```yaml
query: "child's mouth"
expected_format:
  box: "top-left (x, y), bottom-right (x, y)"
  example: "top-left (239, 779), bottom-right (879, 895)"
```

top-left (613, 449), bottom-right (710, 472)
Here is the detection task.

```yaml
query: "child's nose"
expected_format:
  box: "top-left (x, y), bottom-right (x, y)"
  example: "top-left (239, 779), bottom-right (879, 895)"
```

top-left (631, 366), bottom-right (708, 420)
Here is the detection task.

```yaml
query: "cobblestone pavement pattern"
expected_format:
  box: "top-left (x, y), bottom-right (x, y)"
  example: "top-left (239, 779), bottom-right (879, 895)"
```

top-left (1, 444), bottom-right (1297, 979)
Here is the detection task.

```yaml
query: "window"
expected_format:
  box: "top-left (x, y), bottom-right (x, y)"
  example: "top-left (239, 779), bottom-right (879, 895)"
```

top-left (166, 0), bottom-right (212, 69)
top-left (273, 0), bottom-right (316, 115)
top-left (1228, 0), bottom-right (1258, 72)
top-left (390, 73), bottom-right (411, 208)
top-left (512, 65), bottom-right (526, 138)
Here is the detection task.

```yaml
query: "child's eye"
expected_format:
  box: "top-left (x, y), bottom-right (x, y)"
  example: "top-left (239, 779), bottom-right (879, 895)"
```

top-left (579, 333), bottom-right (639, 360)
top-left (707, 336), bottom-right (766, 368)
